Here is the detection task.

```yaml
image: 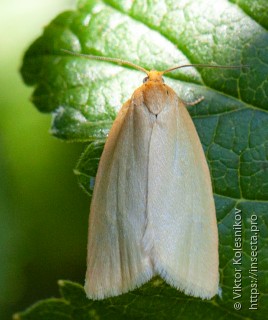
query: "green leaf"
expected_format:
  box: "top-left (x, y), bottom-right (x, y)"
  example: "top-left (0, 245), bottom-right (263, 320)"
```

top-left (12, 279), bottom-right (251, 320)
top-left (20, 0), bottom-right (268, 319)
top-left (75, 140), bottom-right (105, 196)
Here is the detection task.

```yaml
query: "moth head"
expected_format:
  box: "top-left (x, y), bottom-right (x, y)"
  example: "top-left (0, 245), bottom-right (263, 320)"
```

top-left (143, 71), bottom-right (165, 84)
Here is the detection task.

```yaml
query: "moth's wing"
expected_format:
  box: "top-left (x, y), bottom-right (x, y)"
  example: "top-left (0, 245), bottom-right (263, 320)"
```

top-left (85, 98), bottom-right (155, 299)
top-left (145, 95), bottom-right (219, 299)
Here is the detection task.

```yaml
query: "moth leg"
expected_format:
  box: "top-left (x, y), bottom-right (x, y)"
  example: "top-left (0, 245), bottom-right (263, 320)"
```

top-left (180, 96), bottom-right (204, 107)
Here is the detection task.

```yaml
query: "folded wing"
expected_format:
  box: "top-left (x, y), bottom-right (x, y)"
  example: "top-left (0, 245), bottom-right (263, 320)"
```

top-left (144, 96), bottom-right (219, 299)
top-left (85, 97), bottom-right (155, 299)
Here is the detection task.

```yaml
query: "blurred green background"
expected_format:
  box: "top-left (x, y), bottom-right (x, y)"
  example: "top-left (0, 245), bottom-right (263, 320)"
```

top-left (0, 1), bottom-right (90, 319)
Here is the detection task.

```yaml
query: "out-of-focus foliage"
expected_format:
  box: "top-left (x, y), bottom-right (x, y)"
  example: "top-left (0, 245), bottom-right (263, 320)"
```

top-left (0, 1), bottom-right (88, 320)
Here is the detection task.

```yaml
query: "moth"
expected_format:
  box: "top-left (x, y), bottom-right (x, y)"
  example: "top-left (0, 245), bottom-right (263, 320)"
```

top-left (62, 50), bottom-right (244, 300)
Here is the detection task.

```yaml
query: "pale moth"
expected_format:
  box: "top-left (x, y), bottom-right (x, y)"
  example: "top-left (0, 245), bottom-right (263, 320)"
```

top-left (63, 50), bottom-right (243, 300)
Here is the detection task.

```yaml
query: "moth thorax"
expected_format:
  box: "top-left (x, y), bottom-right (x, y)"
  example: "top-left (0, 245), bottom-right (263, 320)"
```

top-left (143, 83), bottom-right (172, 115)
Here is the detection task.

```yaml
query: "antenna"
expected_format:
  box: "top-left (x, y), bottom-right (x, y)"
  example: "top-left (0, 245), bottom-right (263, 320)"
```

top-left (162, 63), bottom-right (249, 74)
top-left (61, 49), bottom-right (249, 76)
top-left (61, 49), bottom-right (149, 75)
